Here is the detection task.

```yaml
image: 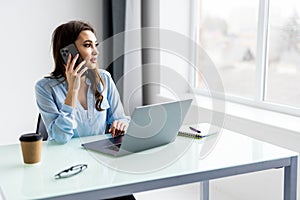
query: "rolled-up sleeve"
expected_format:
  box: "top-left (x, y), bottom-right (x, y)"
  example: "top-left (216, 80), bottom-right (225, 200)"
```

top-left (35, 79), bottom-right (76, 144)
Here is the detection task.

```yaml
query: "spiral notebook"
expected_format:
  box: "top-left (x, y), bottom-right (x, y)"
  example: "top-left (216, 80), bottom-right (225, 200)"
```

top-left (178, 123), bottom-right (218, 139)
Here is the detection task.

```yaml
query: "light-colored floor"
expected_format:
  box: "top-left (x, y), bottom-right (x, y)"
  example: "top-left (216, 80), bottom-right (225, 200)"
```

top-left (134, 183), bottom-right (200, 200)
top-left (134, 181), bottom-right (237, 200)
top-left (134, 167), bottom-right (289, 200)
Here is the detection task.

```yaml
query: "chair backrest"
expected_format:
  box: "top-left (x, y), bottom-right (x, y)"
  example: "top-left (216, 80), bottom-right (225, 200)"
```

top-left (36, 114), bottom-right (48, 141)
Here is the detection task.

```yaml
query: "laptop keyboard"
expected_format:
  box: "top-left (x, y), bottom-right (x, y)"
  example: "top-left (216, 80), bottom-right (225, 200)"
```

top-left (106, 143), bottom-right (121, 152)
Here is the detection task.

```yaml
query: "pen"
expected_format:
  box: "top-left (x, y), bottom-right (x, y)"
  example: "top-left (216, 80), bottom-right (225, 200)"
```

top-left (189, 126), bottom-right (201, 133)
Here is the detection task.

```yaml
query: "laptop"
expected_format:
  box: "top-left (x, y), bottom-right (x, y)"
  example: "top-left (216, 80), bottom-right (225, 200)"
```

top-left (81, 99), bottom-right (192, 157)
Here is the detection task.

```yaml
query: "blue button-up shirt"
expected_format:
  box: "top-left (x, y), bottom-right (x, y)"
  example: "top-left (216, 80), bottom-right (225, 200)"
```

top-left (35, 69), bottom-right (130, 144)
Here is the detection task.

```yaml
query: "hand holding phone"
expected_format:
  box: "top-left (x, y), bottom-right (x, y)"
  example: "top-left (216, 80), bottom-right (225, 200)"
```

top-left (60, 44), bottom-right (88, 76)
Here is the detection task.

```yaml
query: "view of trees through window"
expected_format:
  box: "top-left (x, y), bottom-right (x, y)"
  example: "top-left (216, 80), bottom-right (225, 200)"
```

top-left (197, 0), bottom-right (300, 111)
top-left (197, 0), bottom-right (258, 99)
top-left (267, 0), bottom-right (300, 107)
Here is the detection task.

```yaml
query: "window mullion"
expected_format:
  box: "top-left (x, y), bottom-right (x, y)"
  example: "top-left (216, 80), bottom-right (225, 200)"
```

top-left (256, 0), bottom-right (270, 102)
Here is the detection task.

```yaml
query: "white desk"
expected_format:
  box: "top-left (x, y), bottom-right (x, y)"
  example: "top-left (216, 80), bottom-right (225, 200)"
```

top-left (0, 128), bottom-right (298, 200)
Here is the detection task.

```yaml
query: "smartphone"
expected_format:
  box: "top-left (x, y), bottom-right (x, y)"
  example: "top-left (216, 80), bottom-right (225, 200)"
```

top-left (60, 43), bottom-right (88, 76)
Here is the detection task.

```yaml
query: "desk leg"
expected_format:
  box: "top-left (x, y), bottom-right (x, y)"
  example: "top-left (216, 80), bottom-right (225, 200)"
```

top-left (284, 156), bottom-right (297, 200)
top-left (200, 181), bottom-right (209, 200)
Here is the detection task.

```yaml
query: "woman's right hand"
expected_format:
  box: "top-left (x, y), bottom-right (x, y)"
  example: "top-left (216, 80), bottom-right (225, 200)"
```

top-left (64, 54), bottom-right (88, 108)
top-left (65, 54), bottom-right (87, 91)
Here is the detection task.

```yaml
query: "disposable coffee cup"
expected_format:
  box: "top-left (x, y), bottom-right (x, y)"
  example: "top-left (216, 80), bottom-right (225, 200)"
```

top-left (19, 133), bottom-right (43, 165)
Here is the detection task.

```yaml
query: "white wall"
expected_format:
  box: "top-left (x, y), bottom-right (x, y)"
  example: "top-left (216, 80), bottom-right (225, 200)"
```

top-left (159, 0), bottom-right (193, 97)
top-left (0, 0), bottom-right (102, 145)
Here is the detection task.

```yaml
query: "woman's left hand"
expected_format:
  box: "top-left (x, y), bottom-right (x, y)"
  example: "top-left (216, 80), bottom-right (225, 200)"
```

top-left (109, 120), bottom-right (127, 137)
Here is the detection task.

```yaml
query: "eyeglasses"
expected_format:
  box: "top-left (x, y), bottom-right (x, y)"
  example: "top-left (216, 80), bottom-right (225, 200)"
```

top-left (55, 164), bottom-right (88, 179)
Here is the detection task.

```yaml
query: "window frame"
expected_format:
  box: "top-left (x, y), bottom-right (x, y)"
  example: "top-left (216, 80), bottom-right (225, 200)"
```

top-left (192, 0), bottom-right (300, 117)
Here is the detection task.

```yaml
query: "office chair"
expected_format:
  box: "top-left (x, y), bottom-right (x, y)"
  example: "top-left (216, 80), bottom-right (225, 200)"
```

top-left (36, 114), bottom-right (48, 141)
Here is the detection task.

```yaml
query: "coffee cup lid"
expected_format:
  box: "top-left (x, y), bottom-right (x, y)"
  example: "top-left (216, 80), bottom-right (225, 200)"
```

top-left (19, 133), bottom-right (43, 142)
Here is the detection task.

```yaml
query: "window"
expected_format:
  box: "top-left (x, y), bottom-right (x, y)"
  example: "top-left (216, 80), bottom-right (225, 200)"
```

top-left (195, 0), bottom-right (300, 115)
top-left (266, 0), bottom-right (300, 108)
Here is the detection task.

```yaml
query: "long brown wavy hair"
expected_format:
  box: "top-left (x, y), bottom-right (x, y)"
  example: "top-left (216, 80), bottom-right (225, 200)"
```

top-left (51, 20), bottom-right (105, 111)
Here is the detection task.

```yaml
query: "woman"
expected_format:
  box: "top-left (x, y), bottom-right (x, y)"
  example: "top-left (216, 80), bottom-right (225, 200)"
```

top-left (35, 20), bottom-right (129, 143)
top-left (35, 20), bottom-right (134, 200)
